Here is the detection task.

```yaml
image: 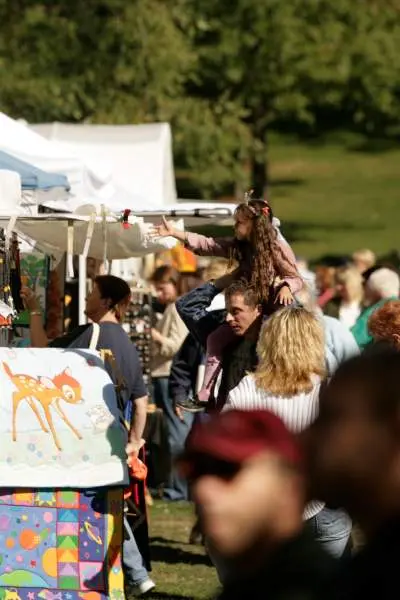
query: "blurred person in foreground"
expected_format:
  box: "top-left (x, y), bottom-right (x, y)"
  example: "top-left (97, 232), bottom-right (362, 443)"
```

top-left (179, 410), bottom-right (336, 600)
top-left (302, 350), bottom-right (400, 599)
top-left (352, 248), bottom-right (376, 274)
top-left (224, 307), bottom-right (351, 558)
top-left (351, 267), bottom-right (400, 348)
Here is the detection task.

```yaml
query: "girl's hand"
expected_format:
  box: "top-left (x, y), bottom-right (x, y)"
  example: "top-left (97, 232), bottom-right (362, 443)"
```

top-left (150, 216), bottom-right (175, 238)
top-left (21, 287), bottom-right (40, 312)
top-left (276, 286), bottom-right (293, 306)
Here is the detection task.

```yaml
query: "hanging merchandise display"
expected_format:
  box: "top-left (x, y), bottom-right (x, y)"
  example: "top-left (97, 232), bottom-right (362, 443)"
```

top-left (13, 250), bottom-right (50, 327)
top-left (124, 286), bottom-right (153, 397)
top-left (0, 229), bottom-right (12, 315)
top-left (0, 230), bottom-right (24, 345)
top-left (10, 232), bottom-right (24, 312)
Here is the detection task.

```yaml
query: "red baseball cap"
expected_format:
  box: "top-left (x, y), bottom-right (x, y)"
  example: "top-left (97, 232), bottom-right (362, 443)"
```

top-left (180, 410), bottom-right (302, 478)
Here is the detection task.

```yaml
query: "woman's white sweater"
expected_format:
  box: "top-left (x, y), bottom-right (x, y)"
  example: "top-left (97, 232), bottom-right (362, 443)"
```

top-left (224, 374), bottom-right (323, 520)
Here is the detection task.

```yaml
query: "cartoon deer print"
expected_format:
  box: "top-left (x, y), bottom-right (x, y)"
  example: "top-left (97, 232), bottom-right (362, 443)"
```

top-left (3, 362), bottom-right (83, 451)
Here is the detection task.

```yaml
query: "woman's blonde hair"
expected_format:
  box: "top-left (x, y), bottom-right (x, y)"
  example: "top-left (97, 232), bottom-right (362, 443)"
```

top-left (336, 266), bottom-right (363, 303)
top-left (254, 307), bottom-right (326, 396)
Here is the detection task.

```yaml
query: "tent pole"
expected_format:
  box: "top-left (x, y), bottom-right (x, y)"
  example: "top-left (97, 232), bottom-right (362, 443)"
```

top-left (78, 255), bottom-right (87, 325)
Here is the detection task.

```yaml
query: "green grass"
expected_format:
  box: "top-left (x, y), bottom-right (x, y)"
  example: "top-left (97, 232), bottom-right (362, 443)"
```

top-left (144, 500), bottom-right (219, 600)
top-left (196, 132), bottom-right (400, 261)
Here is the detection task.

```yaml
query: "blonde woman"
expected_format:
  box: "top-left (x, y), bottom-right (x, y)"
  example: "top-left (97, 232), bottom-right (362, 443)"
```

top-left (224, 307), bottom-right (325, 431)
top-left (224, 307), bottom-right (352, 558)
top-left (324, 266), bottom-right (363, 328)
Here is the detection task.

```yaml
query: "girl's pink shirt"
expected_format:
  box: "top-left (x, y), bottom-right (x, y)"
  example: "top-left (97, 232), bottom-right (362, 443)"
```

top-left (185, 231), bottom-right (303, 294)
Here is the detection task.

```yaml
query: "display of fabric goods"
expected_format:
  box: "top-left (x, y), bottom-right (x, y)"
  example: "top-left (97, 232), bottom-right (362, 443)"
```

top-left (10, 233), bottom-right (24, 313)
top-left (0, 348), bottom-right (129, 487)
top-left (0, 230), bottom-right (13, 323)
top-left (0, 487), bottom-right (125, 600)
top-left (0, 347), bottom-right (128, 600)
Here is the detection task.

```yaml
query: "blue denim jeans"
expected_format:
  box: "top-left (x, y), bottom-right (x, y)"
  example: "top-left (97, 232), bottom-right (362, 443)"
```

top-left (176, 282), bottom-right (224, 348)
top-left (153, 376), bottom-right (194, 501)
top-left (307, 507), bottom-right (352, 558)
top-left (123, 516), bottom-right (149, 586)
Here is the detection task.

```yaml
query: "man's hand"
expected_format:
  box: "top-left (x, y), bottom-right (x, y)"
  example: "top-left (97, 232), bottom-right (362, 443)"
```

top-left (276, 286), bottom-right (293, 306)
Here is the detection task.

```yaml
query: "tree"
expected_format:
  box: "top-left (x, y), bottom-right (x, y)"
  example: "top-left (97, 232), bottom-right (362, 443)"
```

top-left (187, 0), bottom-right (400, 194)
top-left (1, 0), bottom-right (400, 198)
top-left (0, 0), bottom-right (192, 123)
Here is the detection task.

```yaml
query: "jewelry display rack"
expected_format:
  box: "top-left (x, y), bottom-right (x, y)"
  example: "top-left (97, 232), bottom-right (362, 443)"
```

top-left (0, 230), bottom-right (22, 346)
top-left (124, 285), bottom-right (153, 396)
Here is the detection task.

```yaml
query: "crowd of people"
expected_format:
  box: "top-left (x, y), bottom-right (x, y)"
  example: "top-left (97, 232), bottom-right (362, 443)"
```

top-left (21, 193), bottom-right (400, 598)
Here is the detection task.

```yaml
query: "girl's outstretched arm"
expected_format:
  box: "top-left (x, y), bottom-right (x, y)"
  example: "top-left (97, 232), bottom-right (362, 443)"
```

top-left (151, 217), bottom-right (233, 257)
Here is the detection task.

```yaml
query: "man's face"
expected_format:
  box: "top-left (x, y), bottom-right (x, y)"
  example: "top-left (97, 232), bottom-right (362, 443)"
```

top-left (192, 453), bottom-right (298, 558)
top-left (225, 293), bottom-right (261, 336)
top-left (303, 378), bottom-right (397, 511)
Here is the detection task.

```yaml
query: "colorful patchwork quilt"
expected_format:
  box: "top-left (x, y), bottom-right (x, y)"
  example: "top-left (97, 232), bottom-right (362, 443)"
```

top-left (0, 488), bottom-right (125, 600)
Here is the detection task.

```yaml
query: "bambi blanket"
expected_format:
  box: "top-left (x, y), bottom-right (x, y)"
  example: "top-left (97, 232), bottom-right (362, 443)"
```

top-left (0, 348), bottom-right (128, 488)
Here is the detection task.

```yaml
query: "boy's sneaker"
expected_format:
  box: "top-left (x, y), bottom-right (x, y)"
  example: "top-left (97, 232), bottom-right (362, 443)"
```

top-left (176, 396), bottom-right (206, 413)
top-left (127, 578), bottom-right (156, 597)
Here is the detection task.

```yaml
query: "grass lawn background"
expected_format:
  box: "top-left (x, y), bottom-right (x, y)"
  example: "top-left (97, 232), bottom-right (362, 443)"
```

top-left (143, 500), bottom-right (218, 600)
top-left (192, 132), bottom-right (400, 261)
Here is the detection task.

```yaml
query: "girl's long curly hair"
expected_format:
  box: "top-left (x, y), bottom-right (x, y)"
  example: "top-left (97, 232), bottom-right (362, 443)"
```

top-left (231, 199), bottom-right (299, 305)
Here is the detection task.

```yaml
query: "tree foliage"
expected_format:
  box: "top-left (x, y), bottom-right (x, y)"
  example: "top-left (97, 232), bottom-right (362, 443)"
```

top-left (1, 0), bottom-right (400, 197)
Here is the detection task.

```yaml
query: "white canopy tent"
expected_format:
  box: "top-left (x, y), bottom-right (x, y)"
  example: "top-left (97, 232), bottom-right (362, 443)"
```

top-left (29, 122), bottom-right (238, 224)
top-left (31, 122), bottom-right (177, 208)
top-left (0, 113), bottom-right (152, 212)
top-left (1, 112), bottom-right (239, 322)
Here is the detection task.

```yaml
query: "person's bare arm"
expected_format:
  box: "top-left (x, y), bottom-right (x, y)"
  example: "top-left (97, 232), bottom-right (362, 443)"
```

top-left (126, 395), bottom-right (148, 464)
top-left (151, 217), bottom-right (232, 257)
top-left (150, 217), bottom-right (186, 243)
top-left (129, 395), bottom-right (148, 444)
top-left (21, 287), bottom-right (48, 347)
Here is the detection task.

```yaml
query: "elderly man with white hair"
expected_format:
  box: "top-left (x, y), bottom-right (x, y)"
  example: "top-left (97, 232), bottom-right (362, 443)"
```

top-left (351, 267), bottom-right (400, 348)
